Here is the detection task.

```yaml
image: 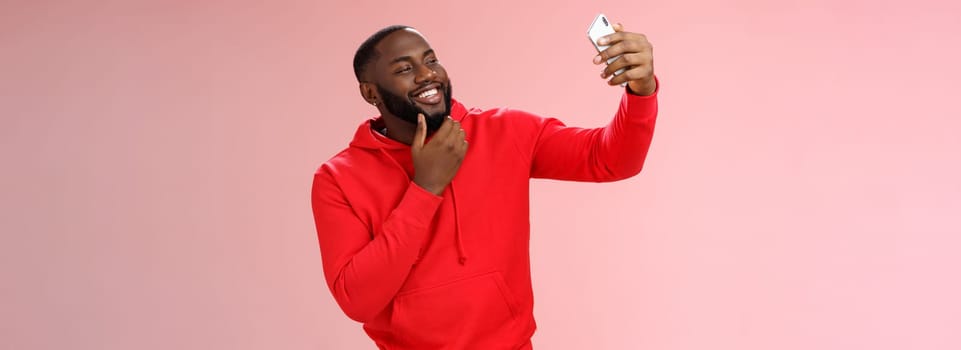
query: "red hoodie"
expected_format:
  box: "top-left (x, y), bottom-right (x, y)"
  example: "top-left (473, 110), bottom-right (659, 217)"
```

top-left (311, 87), bottom-right (658, 349)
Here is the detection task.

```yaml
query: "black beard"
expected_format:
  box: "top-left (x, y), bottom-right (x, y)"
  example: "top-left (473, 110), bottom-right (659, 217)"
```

top-left (377, 83), bottom-right (452, 133)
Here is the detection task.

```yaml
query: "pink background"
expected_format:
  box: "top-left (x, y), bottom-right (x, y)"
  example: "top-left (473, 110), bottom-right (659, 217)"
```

top-left (3, 0), bottom-right (960, 349)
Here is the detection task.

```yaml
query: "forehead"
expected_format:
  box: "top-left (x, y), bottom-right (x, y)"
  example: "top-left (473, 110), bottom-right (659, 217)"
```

top-left (375, 29), bottom-right (433, 62)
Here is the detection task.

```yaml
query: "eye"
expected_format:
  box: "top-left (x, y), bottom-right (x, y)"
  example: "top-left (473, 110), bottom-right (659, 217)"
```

top-left (426, 57), bottom-right (439, 65)
top-left (395, 66), bottom-right (412, 74)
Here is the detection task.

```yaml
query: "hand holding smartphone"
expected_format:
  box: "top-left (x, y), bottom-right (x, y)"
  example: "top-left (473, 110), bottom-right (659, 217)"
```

top-left (587, 13), bottom-right (625, 79)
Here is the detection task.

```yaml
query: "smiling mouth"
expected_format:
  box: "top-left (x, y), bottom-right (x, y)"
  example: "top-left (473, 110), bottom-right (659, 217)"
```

top-left (411, 86), bottom-right (442, 105)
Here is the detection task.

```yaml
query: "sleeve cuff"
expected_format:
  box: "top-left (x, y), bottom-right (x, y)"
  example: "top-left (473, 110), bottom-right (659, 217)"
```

top-left (619, 76), bottom-right (659, 124)
top-left (625, 75), bottom-right (660, 98)
top-left (392, 181), bottom-right (444, 229)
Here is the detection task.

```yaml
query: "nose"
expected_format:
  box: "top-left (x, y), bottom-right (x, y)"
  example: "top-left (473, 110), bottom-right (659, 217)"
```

top-left (414, 64), bottom-right (437, 84)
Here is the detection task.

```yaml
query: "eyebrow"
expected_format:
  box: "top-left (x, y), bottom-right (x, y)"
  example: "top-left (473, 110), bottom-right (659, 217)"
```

top-left (389, 49), bottom-right (435, 65)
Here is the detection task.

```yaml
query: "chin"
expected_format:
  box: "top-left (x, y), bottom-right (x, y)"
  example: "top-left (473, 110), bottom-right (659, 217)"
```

top-left (412, 101), bottom-right (444, 116)
top-left (424, 107), bottom-right (446, 118)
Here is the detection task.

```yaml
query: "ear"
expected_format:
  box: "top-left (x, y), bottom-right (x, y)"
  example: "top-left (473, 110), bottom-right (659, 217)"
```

top-left (359, 82), bottom-right (380, 107)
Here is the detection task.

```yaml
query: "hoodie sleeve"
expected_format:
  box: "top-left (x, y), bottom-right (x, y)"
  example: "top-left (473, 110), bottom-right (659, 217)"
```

top-left (311, 168), bottom-right (442, 322)
top-left (527, 84), bottom-right (658, 182)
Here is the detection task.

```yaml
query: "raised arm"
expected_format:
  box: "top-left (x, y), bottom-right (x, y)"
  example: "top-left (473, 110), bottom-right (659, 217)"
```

top-left (530, 22), bottom-right (658, 181)
top-left (529, 88), bottom-right (657, 181)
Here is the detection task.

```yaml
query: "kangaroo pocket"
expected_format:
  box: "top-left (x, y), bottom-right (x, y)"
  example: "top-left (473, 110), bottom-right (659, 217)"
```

top-left (391, 271), bottom-right (520, 347)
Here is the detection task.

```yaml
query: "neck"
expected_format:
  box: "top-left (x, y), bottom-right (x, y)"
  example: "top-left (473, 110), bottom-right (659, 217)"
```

top-left (379, 115), bottom-right (417, 145)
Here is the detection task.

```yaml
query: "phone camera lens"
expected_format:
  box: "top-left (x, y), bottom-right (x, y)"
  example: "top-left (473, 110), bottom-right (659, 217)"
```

top-left (602, 17), bottom-right (608, 26)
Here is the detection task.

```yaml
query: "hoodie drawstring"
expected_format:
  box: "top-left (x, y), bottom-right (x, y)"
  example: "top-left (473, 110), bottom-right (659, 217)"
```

top-left (449, 182), bottom-right (468, 265)
top-left (363, 117), bottom-right (468, 265)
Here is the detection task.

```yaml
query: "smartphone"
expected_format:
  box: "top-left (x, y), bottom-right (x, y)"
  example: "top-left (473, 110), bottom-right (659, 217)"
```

top-left (587, 13), bottom-right (625, 80)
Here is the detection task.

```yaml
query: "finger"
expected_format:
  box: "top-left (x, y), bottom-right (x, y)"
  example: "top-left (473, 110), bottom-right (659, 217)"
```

top-left (606, 53), bottom-right (653, 85)
top-left (596, 32), bottom-right (629, 47)
top-left (457, 139), bottom-right (468, 156)
top-left (594, 32), bottom-right (628, 64)
top-left (413, 113), bottom-right (427, 149)
top-left (608, 65), bottom-right (653, 86)
top-left (601, 51), bottom-right (651, 78)
top-left (442, 119), bottom-right (461, 145)
top-left (442, 121), bottom-right (465, 152)
top-left (597, 39), bottom-right (651, 66)
top-left (428, 117), bottom-right (453, 145)
top-left (455, 129), bottom-right (469, 155)
top-left (596, 31), bottom-right (648, 53)
top-left (597, 24), bottom-right (626, 49)
top-left (594, 42), bottom-right (654, 71)
top-left (456, 127), bottom-right (467, 144)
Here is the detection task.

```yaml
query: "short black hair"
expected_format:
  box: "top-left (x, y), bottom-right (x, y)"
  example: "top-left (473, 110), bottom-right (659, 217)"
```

top-left (353, 25), bottom-right (412, 82)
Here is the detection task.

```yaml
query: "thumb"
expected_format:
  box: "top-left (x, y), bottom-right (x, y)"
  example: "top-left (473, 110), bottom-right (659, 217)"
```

top-left (412, 113), bottom-right (427, 149)
top-left (613, 22), bottom-right (624, 32)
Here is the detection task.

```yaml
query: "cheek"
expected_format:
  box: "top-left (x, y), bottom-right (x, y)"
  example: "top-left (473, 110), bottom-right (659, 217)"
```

top-left (395, 78), bottom-right (418, 92)
top-left (383, 82), bottom-right (410, 98)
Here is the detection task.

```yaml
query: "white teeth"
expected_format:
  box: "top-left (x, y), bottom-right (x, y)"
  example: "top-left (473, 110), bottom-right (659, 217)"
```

top-left (417, 88), bottom-right (438, 99)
